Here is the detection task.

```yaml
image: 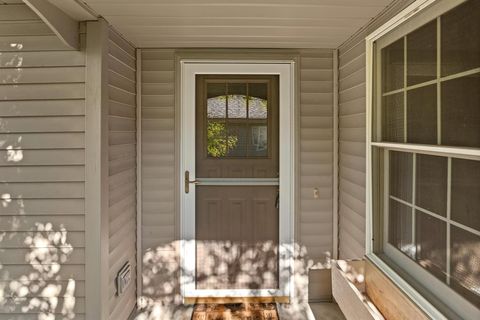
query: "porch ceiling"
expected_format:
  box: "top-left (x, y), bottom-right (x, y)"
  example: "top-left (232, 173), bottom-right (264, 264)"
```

top-left (81, 0), bottom-right (394, 48)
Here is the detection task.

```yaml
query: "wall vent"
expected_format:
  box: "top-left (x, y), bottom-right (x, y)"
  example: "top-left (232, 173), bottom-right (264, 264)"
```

top-left (116, 261), bottom-right (131, 296)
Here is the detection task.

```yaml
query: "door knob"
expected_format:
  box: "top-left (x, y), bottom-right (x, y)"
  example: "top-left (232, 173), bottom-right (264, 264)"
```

top-left (185, 170), bottom-right (199, 193)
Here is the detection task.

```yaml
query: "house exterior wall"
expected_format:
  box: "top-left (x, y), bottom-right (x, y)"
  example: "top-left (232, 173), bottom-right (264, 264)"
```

top-left (0, 3), bottom-right (86, 319)
top-left (107, 28), bottom-right (137, 320)
top-left (0, 4), bottom-right (137, 318)
top-left (337, 0), bottom-right (415, 260)
top-left (139, 49), bottom-right (334, 307)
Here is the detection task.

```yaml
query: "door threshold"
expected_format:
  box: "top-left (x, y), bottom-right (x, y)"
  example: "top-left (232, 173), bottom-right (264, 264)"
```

top-left (184, 296), bottom-right (290, 305)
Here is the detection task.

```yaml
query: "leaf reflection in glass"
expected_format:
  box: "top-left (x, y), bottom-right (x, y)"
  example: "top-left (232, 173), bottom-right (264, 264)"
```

top-left (207, 122), bottom-right (238, 157)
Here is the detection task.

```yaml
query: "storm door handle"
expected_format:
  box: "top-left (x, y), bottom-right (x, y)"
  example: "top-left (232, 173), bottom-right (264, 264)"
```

top-left (185, 170), bottom-right (199, 194)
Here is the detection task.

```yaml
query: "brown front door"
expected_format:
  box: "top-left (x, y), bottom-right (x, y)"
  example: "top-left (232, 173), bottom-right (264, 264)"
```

top-left (194, 75), bottom-right (280, 290)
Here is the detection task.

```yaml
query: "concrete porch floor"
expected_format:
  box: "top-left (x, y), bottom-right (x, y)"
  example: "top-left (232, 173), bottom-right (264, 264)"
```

top-left (310, 303), bottom-right (345, 320)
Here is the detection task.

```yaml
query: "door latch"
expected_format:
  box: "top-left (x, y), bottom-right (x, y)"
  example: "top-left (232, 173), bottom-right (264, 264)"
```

top-left (185, 170), bottom-right (199, 193)
top-left (275, 190), bottom-right (280, 209)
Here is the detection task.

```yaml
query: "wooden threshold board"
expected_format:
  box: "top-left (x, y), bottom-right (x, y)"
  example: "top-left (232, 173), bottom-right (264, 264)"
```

top-left (185, 296), bottom-right (289, 305)
top-left (192, 302), bottom-right (279, 320)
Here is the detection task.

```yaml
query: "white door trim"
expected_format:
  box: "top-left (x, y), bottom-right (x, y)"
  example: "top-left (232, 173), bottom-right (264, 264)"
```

top-left (180, 61), bottom-right (295, 300)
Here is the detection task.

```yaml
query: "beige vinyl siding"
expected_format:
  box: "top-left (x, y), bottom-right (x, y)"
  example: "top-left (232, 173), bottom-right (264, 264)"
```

top-left (298, 50), bottom-right (333, 264)
top-left (140, 49), bottom-right (177, 300)
top-left (0, 3), bottom-right (86, 319)
top-left (107, 28), bottom-right (137, 320)
top-left (337, 0), bottom-right (415, 260)
top-left (140, 49), bottom-right (333, 302)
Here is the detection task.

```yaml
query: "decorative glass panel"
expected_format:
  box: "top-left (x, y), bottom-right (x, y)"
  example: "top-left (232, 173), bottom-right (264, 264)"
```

top-left (441, 0), bottom-right (480, 76)
top-left (382, 38), bottom-right (404, 93)
top-left (441, 74), bottom-right (480, 148)
top-left (227, 83), bottom-right (247, 119)
top-left (450, 226), bottom-right (480, 308)
top-left (451, 159), bottom-right (480, 231)
top-left (407, 20), bottom-right (437, 86)
top-left (389, 199), bottom-right (414, 258)
top-left (415, 211), bottom-right (447, 281)
top-left (207, 83), bottom-right (227, 119)
top-left (382, 93), bottom-right (404, 142)
top-left (390, 151), bottom-right (413, 202)
top-left (248, 83), bottom-right (268, 119)
top-left (407, 84), bottom-right (437, 144)
top-left (416, 154), bottom-right (447, 217)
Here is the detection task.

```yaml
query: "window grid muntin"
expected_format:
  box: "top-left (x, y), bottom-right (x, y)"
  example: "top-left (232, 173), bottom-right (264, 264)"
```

top-left (206, 80), bottom-right (270, 158)
top-left (379, 13), bottom-right (480, 147)
top-left (375, 0), bottom-right (480, 309)
top-left (384, 149), bottom-right (480, 301)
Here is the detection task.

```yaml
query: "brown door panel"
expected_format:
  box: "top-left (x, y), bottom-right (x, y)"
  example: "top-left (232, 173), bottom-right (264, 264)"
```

top-left (194, 75), bottom-right (280, 291)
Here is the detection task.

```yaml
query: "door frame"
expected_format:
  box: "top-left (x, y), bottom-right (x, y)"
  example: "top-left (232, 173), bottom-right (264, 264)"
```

top-left (180, 60), bottom-right (295, 300)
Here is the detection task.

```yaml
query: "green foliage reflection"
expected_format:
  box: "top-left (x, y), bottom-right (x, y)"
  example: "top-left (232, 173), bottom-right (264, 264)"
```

top-left (207, 122), bottom-right (238, 157)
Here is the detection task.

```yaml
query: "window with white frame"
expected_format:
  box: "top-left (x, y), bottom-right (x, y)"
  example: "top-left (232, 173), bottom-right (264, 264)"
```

top-left (369, 0), bottom-right (480, 319)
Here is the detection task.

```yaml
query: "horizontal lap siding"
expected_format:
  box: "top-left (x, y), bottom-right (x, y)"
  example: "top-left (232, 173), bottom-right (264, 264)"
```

top-left (299, 50), bottom-right (334, 263)
top-left (0, 4), bottom-right (85, 319)
top-left (140, 49), bottom-right (177, 300)
top-left (107, 28), bottom-right (137, 320)
top-left (140, 49), bottom-right (334, 302)
top-left (337, 0), bottom-right (415, 259)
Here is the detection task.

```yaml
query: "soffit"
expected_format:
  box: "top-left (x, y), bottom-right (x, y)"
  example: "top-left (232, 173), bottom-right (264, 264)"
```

top-left (82, 0), bottom-right (395, 48)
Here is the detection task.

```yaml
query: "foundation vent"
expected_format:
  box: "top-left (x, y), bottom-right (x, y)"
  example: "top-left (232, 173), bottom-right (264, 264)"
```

top-left (116, 261), bottom-right (132, 296)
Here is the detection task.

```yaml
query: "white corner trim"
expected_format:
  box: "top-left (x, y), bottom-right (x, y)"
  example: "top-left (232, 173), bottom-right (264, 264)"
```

top-left (135, 48), bottom-right (143, 302)
top-left (23, 0), bottom-right (80, 50)
top-left (85, 19), bottom-right (109, 320)
top-left (179, 60), bottom-right (295, 299)
top-left (332, 49), bottom-right (339, 260)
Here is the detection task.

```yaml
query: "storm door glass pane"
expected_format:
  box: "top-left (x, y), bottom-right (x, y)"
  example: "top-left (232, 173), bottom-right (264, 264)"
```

top-left (451, 159), bottom-right (480, 231)
top-left (207, 120), bottom-right (228, 158)
top-left (382, 93), bottom-right (404, 142)
top-left (407, 84), bottom-right (437, 144)
top-left (390, 151), bottom-right (413, 202)
top-left (389, 199), bottom-right (414, 258)
top-left (415, 211), bottom-right (447, 281)
top-left (441, 0), bottom-right (480, 77)
top-left (382, 38), bottom-right (404, 92)
top-left (450, 226), bottom-right (480, 308)
top-left (227, 83), bottom-right (247, 119)
top-left (248, 124), bottom-right (268, 157)
top-left (407, 20), bottom-right (437, 86)
top-left (441, 74), bottom-right (480, 148)
top-left (248, 83), bottom-right (268, 119)
top-left (416, 154), bottom-right (447, 216)
top-left (227, 124), bottom-right (247, 157)
top-left (207, 83), bottom-right (227, 119)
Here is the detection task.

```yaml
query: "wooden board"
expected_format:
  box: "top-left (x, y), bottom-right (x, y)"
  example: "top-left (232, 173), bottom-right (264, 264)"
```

top-left (332, 260), bottom-right (383, 320)
top-left (185, 297), bottom-right (289, 305)
top-left (365, 259), bottom-right (429, 320)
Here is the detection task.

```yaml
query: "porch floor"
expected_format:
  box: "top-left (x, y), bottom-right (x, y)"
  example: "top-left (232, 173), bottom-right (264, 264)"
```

top-left (310, 303), bottom-right (345, 320)
top-left (133, 302), bottom-right (345, 320)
